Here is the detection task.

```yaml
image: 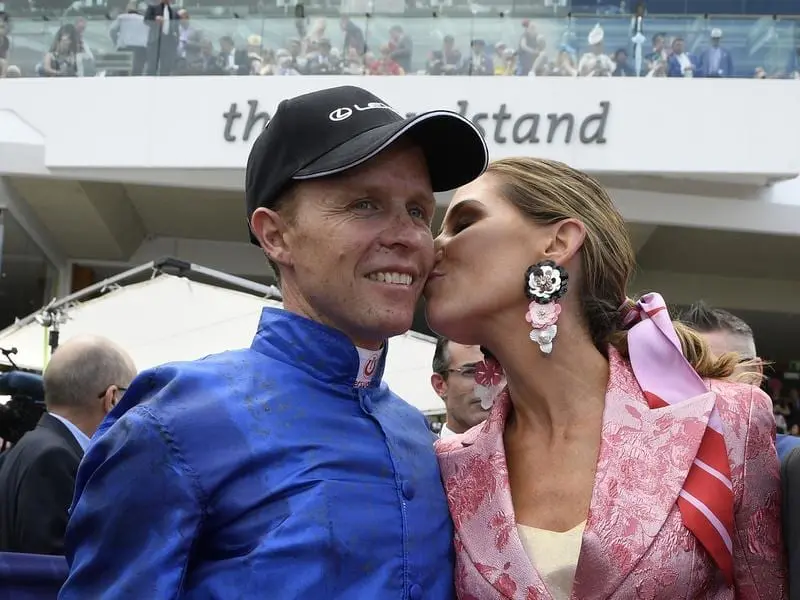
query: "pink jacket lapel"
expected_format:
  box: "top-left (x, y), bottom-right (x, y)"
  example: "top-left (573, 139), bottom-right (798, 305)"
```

top-left (572, 351), bottom-right (714, 599)
top-left (437, 391), bottom-right (550, 600)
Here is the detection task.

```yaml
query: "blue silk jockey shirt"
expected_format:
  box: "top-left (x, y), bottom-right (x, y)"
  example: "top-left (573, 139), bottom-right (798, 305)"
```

top-left (59, 308), bottom-right (455, 600)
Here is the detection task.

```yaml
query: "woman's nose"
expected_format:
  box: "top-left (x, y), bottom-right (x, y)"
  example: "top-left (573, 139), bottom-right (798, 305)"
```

top-left (433, 238), bottom-right (445, 261)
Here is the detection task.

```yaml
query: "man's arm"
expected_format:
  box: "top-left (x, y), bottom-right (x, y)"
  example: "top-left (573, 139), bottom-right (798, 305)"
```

top-left (16, 446), bottom-right (78, 555)
top-left (59, 402), bottom-right (204, 599)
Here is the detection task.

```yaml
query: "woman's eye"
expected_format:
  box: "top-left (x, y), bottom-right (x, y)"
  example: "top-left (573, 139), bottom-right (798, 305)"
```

top-left (452, 220), bottom-right (472, 234)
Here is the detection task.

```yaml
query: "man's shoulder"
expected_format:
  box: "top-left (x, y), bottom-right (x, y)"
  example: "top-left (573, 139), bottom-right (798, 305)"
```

top-left (5, 421), bottom-right (68, 458)
top-left (114, 348), bottom-right (312, 429)
top-left (135, 348), bottom-right (269, 388)
top-left (0, 426), bottom-right (77, 483)
top-left (777, 434), bottom-right (800, 462)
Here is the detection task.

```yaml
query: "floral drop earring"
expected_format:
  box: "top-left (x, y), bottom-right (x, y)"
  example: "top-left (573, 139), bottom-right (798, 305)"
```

top-left (524, 260), bottom-right (568, 355)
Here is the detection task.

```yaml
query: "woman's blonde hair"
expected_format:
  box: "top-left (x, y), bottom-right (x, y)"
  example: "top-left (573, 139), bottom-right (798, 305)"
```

top-left (486, 157), bottom-right (739, 380)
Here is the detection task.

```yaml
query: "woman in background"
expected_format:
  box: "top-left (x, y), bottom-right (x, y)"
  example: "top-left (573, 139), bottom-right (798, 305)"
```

top-left (425, 157), bottom-right (785, 599)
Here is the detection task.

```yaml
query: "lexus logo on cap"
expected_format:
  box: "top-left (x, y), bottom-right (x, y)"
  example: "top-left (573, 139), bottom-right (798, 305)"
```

top-left (328, 102), bottom-right (401, 122)
top-left (329, 107), bottom-right (353, 122)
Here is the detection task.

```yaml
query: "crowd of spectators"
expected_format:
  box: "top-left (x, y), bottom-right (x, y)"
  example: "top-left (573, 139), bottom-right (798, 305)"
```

top-left (0, 6), bottom-right (799, 78)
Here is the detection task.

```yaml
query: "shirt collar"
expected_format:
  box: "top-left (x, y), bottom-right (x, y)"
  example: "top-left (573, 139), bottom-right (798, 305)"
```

top-left (439, 423), bottom-right (458, 438)
top-left (250, 307), bottom-right (388, 388)
top-left (48, 412), bottom-right (92, 452)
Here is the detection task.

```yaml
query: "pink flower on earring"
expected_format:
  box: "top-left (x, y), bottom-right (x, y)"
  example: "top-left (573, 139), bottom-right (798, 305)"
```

top-left (525, 302), bottom-right (561, 329)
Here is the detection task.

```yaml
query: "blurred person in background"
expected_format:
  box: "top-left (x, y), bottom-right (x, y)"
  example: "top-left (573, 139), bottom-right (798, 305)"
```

top-left (697, 29), bottom-right (733, 78)
top-left (0, 371), bottom-right (46, 452)
top-left (0, 19), bottom-right (9, 77)
top-left (40, 25), bottom-right (78, 77)
top-left (109, 0), bottom-right (148, 76)
top-left (0, 336), bottom-right (136, 555)
top-left (144, 0), bottom-right (179, 76)
top-left (430, 338), bottom-right (487, 438)
top-left (74, 18), bottom-right (95, 77)
top-left (612, 49), bottom-right (636, 76)
top-left (680, 300), bottom-right (800, 460)
top-left (667, 37), bottom-right (697, 77)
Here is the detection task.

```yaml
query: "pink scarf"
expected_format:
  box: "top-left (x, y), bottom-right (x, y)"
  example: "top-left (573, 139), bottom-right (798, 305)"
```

top-left (623, 292), bottom-right (734, 584)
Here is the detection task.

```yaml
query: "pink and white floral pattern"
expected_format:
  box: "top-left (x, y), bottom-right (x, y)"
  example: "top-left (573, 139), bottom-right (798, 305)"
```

top-left (435, 348), bottom-right (786, 600)
top-left (474, 358), bottom-right (504, 388)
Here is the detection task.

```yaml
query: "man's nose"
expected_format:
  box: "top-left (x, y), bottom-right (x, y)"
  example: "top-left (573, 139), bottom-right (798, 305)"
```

top-left (382, 212), bottom-right (433, 250)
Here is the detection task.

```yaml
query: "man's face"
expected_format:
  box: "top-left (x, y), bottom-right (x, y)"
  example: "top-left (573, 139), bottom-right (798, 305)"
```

top-left (261, 143), bottom-right (435, 349)
top-left (431, 343), bottom-right (487, 433)
top-left (700, 329), bottom-right (760, 380)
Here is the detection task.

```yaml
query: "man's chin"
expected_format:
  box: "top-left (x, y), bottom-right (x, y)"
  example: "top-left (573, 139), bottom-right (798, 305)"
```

top-left (379, 314), bottom-right (416, 339)
top-left (352, 308), bottom-right (415, 343)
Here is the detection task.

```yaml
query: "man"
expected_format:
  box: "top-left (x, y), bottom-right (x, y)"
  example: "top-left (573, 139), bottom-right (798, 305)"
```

top-left (679, 300), bottom-right (800, 460)
top-left (430, 337), bottom-right (487, 437)
top-left (143, 0), bottom-right (179, 75)
top-left (60, 85), bottom-right (487, 598)
top-left (0, 335), bottom-right (136, 555)
top-left (697, 28), bottom-right (733, 78)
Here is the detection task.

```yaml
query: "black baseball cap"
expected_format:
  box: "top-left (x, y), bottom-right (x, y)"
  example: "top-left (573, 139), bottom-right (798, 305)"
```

top-left (245, 85), bottom-right (488, 244)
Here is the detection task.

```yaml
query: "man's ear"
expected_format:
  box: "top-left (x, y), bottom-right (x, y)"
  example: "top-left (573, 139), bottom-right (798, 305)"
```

top-left (101, 386), bottom-right (117, 415)
top-left (431, 373), bottom-right (448, 401)
top-left (250, 207), bottom-right (293, 269)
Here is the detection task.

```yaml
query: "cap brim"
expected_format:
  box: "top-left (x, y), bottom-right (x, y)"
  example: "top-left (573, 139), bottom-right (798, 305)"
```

top-left (293, 111), bottom-right (488, 192)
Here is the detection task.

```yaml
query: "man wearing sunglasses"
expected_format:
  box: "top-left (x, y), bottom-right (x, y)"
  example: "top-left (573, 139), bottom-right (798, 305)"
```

top-left (430, 338), bottom-right (488, 438)
top-left (0, 335), bottom-right (136, 555)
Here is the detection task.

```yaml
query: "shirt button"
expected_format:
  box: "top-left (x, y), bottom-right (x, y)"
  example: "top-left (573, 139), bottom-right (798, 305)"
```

top-left (360, 394), bottom-right (373, 414)
top-left (409, 583), bottom-right (423, 600)
top-left (401, 480), bottom-right (415, 500)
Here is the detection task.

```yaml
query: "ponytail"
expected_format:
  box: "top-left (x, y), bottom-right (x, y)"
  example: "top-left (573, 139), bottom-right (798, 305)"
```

top-left (604, 297), bottom-right (760, 384)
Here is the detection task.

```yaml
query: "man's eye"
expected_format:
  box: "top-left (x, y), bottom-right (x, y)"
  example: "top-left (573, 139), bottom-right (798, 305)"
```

top-left (353, 200), bottom-right (377, 210)
top-left (409, 206), bottom-right (428, 220)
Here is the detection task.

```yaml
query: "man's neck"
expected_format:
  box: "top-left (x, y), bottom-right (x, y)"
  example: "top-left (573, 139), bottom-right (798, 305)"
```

top-left (49, 408), bottom-right (97, 439)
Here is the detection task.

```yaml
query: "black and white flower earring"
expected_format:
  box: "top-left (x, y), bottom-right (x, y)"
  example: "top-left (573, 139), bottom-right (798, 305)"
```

top-left (524, 260), bottom-right (569, 354)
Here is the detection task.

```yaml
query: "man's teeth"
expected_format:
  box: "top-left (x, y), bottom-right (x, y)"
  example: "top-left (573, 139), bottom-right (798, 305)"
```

top-left (367, 272), bottom-right (413, 286)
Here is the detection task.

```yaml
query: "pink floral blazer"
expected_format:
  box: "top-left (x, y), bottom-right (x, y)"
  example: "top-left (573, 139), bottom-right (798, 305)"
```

top-left (435, 350), bottom-right (786, 600)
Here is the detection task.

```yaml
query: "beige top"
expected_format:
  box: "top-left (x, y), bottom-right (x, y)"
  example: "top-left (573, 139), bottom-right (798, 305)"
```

top-left (517, 521), bottom-right (585, 600)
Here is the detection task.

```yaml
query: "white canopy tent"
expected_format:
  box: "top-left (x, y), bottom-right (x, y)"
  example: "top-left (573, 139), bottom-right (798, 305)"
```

top-left (0, 260), bottom-right (445, 415)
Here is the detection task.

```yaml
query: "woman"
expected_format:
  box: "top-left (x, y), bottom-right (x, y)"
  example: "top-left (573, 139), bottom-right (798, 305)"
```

top-left (425, 157), bottom-right (785, 599)
top-left (41, 25), bottom-right (78, 77)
